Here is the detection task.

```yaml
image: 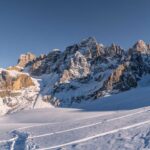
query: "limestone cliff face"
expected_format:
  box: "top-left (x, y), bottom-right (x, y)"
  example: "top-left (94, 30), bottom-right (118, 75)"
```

top-left (12, 74), bottom-right (35, 90)
top-left (0, 70), bottom-right (34, 91)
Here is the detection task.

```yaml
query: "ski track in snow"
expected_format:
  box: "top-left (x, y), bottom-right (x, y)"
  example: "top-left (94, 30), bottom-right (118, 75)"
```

top-left (28, 108), bottom-right (150, 139)
top-left (10, 111), bottom-right (114, 131)
top-left (1, 107), bottom-right (150, 150)
top-left (38, 119), bottom-right (150, 150)
top-left (0, 107), bottom-right (148, 143)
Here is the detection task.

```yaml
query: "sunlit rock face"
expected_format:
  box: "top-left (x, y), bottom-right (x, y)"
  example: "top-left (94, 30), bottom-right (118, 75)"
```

top-left (0, 69), bottom-right (37, 115)
top-left (7, 52), bottom-right (37, 72)
top-left (17, 52), bottom-right (36, 68)
top-left (133, 40), bottom-right (147, 52)
top-left (128, 40), bottom-right (150, 55)
top-left (0, 69), bottom-right (34, 92)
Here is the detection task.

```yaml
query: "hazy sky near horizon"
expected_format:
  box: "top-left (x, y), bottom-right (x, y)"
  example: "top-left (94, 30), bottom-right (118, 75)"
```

top-left (0, 0), bottom-right (150, 68)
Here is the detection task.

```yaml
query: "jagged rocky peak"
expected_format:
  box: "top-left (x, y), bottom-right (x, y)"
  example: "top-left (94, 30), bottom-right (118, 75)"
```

top-left (132, 40), bottom-right (148, 53)
top-left (78, 37), bottom-right (104, 58)
top-left (104, 43), bottom-right (125, 57)
top-left (17, 52), bottom-right (36, 68)
top-left (79, 37), bottom-right (125, 58)
top-left (110, 43), bottom-right (123, 53)
top-left (39, 54), bottom-right (46, 59)
top-left (60, 51), bottom-right (90, 83)
top-left (79, 37), bottom-right (98, 48)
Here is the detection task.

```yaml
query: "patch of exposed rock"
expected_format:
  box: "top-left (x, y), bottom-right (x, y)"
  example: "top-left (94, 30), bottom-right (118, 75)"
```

top-left (0, 70), bottom-right (34, 92)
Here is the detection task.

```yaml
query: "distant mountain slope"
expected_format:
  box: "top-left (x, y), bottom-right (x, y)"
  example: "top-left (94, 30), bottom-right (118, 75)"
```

top-left (1, 37), bottom-right (150, 115)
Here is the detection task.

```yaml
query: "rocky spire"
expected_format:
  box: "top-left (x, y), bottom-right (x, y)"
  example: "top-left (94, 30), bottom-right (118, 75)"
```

top-left (17, 52), bottom-right (36, 68)
top-left (104, 43), bottom-right (124, 57)
top-left (79, 37), bottom-right (98, 48)
top-left (133, 40), bottom-right (148, 53)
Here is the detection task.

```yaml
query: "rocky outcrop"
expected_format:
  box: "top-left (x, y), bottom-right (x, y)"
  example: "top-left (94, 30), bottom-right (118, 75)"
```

top-left (12, 74), bottom-right (35, 90)
top-left (28, 50), bottom-right (62, 76)
top-left (0, 69), bottom-right (38, 115)
top-left (105, 64), bottom-right (126, 91)
top-left (78, 37), bottom-right (103, 58)
top-left (133, 40), bottom-right (148, 53)
top-left (128, 40), bottom-right (150, 55)
top-left (102, 63), bottom-right (137, 92)
top-left (17, 52), bottom-right (36, 68)
top-left (105, 43), bottom-right (124, 57)
top-left (0, 70), bottom-right (34, 92)
top-left (60, 51), bottom-right (90, 83)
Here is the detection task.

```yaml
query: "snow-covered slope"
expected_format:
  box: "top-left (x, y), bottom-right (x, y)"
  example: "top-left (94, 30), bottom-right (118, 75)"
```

top-left (1, 86), bottom-right (150, 149)
top-left (0, 69), bottom-right (52, 116)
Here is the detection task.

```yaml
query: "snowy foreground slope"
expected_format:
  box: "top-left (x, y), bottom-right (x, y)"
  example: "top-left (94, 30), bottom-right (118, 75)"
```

top-left (1, 86), bottom-right (150, 150)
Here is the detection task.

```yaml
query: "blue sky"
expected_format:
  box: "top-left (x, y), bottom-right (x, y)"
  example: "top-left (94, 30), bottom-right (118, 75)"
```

top-left (0, 0), bottom-right (150, 68)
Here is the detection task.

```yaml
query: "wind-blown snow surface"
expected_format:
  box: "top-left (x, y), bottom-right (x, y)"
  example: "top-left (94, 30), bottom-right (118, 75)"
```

top-left (1, 87), bottom-right (150, 150)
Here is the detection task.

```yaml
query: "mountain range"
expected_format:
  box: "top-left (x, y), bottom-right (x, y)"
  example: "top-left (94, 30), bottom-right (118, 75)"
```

top-left (1, 37), bottom-right (150, 115)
